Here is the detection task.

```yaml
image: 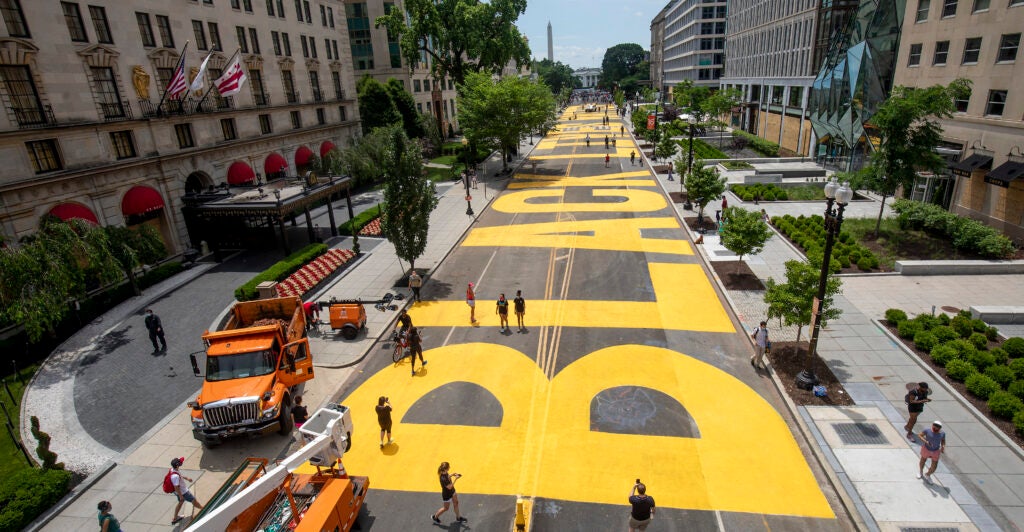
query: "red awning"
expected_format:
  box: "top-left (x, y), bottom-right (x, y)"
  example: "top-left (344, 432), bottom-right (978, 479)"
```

top-left (294, 146), bottom-right (314, 167)
top-left (49, 203), bottom-right (98, 224)
top-left (264, 153), bottom-right (287, 175)
top-left (227, 161), bottom-right (256, 185)
top-left (319, 141), bottom-right (336, 158)
top-left (121, 186), bottom-right (165, 216)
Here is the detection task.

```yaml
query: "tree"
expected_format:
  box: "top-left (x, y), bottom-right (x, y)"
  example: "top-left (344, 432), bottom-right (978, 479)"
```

top-left (533, 59), bottom-right (580, 95)
top-left (600, 43), bottom-right (645, 88)
top-left (357, 76), bottom-right (401, 134)
top-left (673, 80), bottom-right (711, 122)
top-left (105, 224), bottom-right (167, 296)
top-left (374, 0), bottom-right (530, 86)
top-left (862, 78), bottom-right (971, 235)
top-left (763, 259), bottom-right (843, 343)
top-left (386, 78), bottom-right (425, 139)
top-left (683, 161), bottom-right (727, 222)
top-left (719, 207), bottom-right (773, 261)
top-left (338, 129), bottom-right (391, 187)
top-left (418, 111), bottom-right (445, 157)
top-left (378, 126), bottom-right (439, 271)
top-left (457, 71), bottom-right (557, 170)
top-left (654, 129), bottom-right (677, 161)
top-left (701, 88), bottom-right (742, 148)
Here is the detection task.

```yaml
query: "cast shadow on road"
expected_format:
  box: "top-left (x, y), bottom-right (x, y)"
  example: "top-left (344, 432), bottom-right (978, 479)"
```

top-left (78, 327), bottom-right (135, 370)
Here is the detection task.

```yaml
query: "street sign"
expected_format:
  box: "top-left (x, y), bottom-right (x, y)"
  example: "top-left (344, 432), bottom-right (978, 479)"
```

top-left (466, 195), bottom-right (472, 201)
top-left (647, 114), bottom-right (656, 130)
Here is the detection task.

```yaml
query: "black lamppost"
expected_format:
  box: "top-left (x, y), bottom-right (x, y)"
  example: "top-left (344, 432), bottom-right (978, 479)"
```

top-left (796, 177), bottom-right (854, 390)
top-left (683, 116), bottom-right (695, 209)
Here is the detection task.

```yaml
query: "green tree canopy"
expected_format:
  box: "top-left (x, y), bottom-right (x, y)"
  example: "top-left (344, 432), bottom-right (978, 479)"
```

top-left (375, 0), bottom-right (530, 86)
top-left (337, 129), bottom-right (391, 187)
top-left (719, 207), bottom-right (773, 261)
top-left (386, 78), bottom-right (426, 139)
top-left (378, 126), bottom-right (440, 271)
top-left (683, 161), bottom-right (727, 222)
top-left (357, 76), bottom-right (401, 134)
top-left (533, 59), bottom-right (580, 95)
top-left (457, 71), bottom-right (557, 169)
top-left (105, 224), bottom-right (167, 296)
top-left (701, 88), bottom-right (742, 148)
top-left (654, 129), bottom-right (677, 161)
top-left (763, 259), bottom-right (843, 343)
top-left (672, 80), bottom-right (711, 122)
top-left (600, 43), bottom-right (645, 89)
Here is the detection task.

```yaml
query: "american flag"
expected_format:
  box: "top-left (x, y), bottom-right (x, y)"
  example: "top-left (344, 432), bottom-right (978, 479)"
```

top-left (165, 43), bottom-right (190, 100)
top-left (215, 53), bottom-right (247, 97)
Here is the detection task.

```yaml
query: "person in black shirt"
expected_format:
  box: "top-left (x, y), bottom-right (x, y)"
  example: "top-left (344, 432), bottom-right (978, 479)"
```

top-left (513, 290), bottom-right (526, 332)
top-left (431, 461), bottom-right (467, 525)
top-left (409, 327), bottom-right (427, 376)
top-left (628, 481), bottom-right (655, 531)
top-left (291, 396), bottom-right (308, 428)
top-left (376, 396), bottom-right (393, 448)
top-left (905, 382), bottom-right (931, 439)
top-left (144, 309), bottom-right (167, 352)
top-left (396, 309), bottom-right (412, 335)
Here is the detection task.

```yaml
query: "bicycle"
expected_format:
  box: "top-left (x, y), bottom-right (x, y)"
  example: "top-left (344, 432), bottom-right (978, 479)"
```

top-left (391, 329), bottom-right (410, 363)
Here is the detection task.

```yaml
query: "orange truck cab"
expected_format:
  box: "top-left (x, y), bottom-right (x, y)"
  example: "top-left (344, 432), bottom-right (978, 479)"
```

top-left (188, 296), bottom-right (312, 447)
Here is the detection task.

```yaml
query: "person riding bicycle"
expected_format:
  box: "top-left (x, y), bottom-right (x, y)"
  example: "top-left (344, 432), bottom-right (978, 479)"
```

top-left (396, 309), bottom-right (412, 335)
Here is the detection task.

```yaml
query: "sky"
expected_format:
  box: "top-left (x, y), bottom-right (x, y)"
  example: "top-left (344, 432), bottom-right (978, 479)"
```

top-left (517, 0), bottom-right (663, 70)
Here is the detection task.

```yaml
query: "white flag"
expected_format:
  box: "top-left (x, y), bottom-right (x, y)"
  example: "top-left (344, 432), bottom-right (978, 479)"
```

top-left (214, 53), bottom-right (247, 97)
top-left (190, 52), bottom-right (213, 92)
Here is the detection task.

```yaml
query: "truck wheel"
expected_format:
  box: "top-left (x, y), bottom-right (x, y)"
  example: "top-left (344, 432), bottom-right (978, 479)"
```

top-left (278, 403), bottom-right (294, 435)
top-left (342, 326), bottom-right (358, 340)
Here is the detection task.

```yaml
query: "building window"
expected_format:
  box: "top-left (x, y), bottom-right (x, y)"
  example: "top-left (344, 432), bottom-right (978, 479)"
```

top-left (110, 131), bottom-right (136, 159)
top-left (962, 37), bottom-right (982, 63)
top-left (320, 4), bottom-right (327, 26)
top-left (259, 113), bottom-right (272, 134)
top-left (62, 2), bottom-right (88, 42)
top-left (89, 6), bottom-right (113, 44)
top-left (209, 22), bottom-right (222, 51)
top-left (272, 31), bottom-right (281, 55)
top-left (243, 0), bottom-right (252, 12)
top-left (997, 33), bottom-right (1020, 62)
top-left (972, 0), bottom-right (990, 11)
top-left (346, 2), bottom-right (374, 70)
top-left (424, 79), bottom-right (430, 91)
top-left (413, 79), bottom-right (421, 92)
top-left (338, 105), bottom-right (346, 121)
top-left (251, 69), bottom-right (267, 105)
top-left (954, 89), bottom-right (971, 112)
top-left (309, 70), bottom-right (321, 101)
top-left (249, 28), bottom-right (260, 54)
top-left (933, 41), bottom-right (950, 65)
top-left (325, 37), bottom-right (332, 60)
top-left (266, 0), bottom-right (275, 16)
top-left (328, 6), bottom-right (334, 27)
top-left (221, 118), bottom-right (237, 140)
top-left (0, 65), bottom-right (46, 126)
top-left (788, 87), bottom-right (803, 107)
top-left (282, 70), bottom-right (296, 102)
top-left (282, 32), bottom-right (292, 55)
top-left (193, 20), bottom-right (208, 50)
top-left (26, 140), bottom-right (62, 173)
top-left (301, 35), bottom-right (309, 57)
top-left (309, 38), bottom-right (316, 58)
top-left (316, 107), bottom-right (325, 124)
top-left (236, 26), bottom-right (248, 53)
top-left (175, 123), bottom-right (194, 148)
top-left (156, 15), bottom-right (174, 48)
top-left (137, 12), bottom-right (156, 47)
top-left (915, 0), bottom-right (930, 22)
top-left (332, 71), bottom-right (343, 99)
top-left (156, 67), bottom-right (174, 91)
top-left (416, 102), bottom-right (422, 112)
top-left (303, 0), bottom-right (311, 22)
top-left (0, 0), bottom-right (30, 37)
top-left (1011, 0), bottom-right (1024, 6)
top-left (230, 0), bottom-right (239, 8)
top-left (91, 67), bottom-right (125, 118)
top-left (290, 109), bottom-right (301, 129)
top-left (942, 0), bottom-right (957, 17)
top-left (985, 89), bottom-right (1007, 116)
top-left (332, 40), bottom-right (339, 59)
top-left (908, 43), bottom-right (923, 65)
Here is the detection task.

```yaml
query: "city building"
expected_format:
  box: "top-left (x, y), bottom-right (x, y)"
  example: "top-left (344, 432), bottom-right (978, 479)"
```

top-left (649, 1), bottom-right (675, 94)
top-left (574, 67), bottom-right (601, 89)
top-left (0, 0), bottom-right (361, 254)
top-left (721, 0), bottom-right (858, 157)
top-left (344, 0), bottom-right (459, 136)
top-left (654, 0), bottom-right (726, 92)
top-left (893, 0), bottom-right (1024, 242)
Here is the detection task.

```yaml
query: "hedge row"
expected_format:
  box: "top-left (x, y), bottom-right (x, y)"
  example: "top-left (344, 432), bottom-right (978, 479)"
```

top-left (0, 468), bottom-right (72, 531)
top-left (731, 129), bottom-right (779, 157)
top-left (675, 138), bottom-right (728, 160)
top-left (887, 308), bottom-right (1024, 434)
top-left (234, 243), bottom-right (328, 301)
top-left (731, 183), bottom-right (790, 201)
top-left (771, 213), bottom-right (880, 271)
top-left (892, 198), bottom-right (1016, 259)
top-left (339, 203), bottom-right (384, 236)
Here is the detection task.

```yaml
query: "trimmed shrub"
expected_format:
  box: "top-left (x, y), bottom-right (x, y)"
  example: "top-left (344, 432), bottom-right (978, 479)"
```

top-left (857, 257), bottom-right (873, 271)
top-left (0, 468), bottom-right (72, 531)
top-left (339, 203), bottom-right (384, 236)
top-left (990, 347), bottom-right (1009, 366)
top-left (966, 373), bottom-right (1001, 400)
top-left (945, 359), bottom-right (976, 381)
top-left (945, 338), bottom-right (977, 360)
top-left (950, 315), bottom-right (974, 338)
top-left (1011, 358), bottom-right (1024, 380)
top-left (234, 243), bottom-right (327, 301)
top-left (938, 313), bottom-right (951, 326)
top-left (891, 198), bottom-right (1017, 259)
top-left (988, 391), bottom-right (1024, 420)
top-left (912, 314), bottom-right (941, 331)
top-left (885, 308), bottom-right (908, 324)
top-left (1015, 410), bottom-right (1024, 435)
top-left (930, 344), bottom-right (959, 366)
top-left (985, 365), bottom-right (1016, 388)
top-left (971, 319), bottom-right (989, 333)
top-left (913, 331), bottom-right (938, 353)
top-left (732, 129), bottom-right (779, 157)
top-left (958, 309), bottom-right (973, 319)
top-left (968, 349), bottom-right (996, 371)
top-left (969, 332), bottom-right (990, 351)
top-left (1003, 337), bottom-right (1024, 358)
top-left (986, 326), bottom-right (999, 341)
top-left (1009, 380), bottom-right (1024, 401)
top-left (898, 320), bottom-right (923, 340)
top-left (932, 326), bottom-right (958, 343)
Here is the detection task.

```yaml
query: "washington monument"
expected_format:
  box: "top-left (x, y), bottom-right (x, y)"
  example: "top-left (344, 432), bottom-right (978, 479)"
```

top-left (547, 21), bottom-right (553, 62)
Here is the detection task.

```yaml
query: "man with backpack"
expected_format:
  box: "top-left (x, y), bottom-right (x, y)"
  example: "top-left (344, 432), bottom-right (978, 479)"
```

top-left (165, 456), bottom-right (204, 524)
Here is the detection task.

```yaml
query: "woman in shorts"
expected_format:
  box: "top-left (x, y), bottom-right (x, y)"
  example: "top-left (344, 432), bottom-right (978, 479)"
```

top-left (431, 461), bottom-right (467, 524)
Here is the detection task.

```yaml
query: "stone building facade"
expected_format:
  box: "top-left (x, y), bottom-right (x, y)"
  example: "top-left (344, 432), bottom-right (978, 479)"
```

top-left (0, 0), bottom-right (361, 253)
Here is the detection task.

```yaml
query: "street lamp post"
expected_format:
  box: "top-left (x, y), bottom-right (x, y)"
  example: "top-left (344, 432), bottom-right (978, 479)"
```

top-left (796, 177), bottom-right (854, 390)
top-left (461, 138), bottom-right (474, 216)
top-left (683, 116), bottom-right (695, 209)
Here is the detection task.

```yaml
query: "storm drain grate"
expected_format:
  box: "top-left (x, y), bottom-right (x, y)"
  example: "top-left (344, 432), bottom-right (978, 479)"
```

top-left (899, 528), bottom-right (961, 532)
top-left (832, 422), bottom-right (888, 445)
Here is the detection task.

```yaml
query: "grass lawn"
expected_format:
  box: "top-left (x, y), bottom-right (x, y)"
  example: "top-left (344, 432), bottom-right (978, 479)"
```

top-left (430, 154), bottom-right (460, 166)
top-left (842, 217), bottom-right (969, 269)
top-left (0, 365), bottom-right (40, 477)
top-left (425, 166), bottom-right (462, 183)
top-left (783, 185), bottom-right (828, 201)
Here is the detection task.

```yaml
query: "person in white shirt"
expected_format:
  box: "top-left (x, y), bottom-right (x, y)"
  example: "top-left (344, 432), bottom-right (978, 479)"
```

top-left (751, 321), bottom-right (769, 369)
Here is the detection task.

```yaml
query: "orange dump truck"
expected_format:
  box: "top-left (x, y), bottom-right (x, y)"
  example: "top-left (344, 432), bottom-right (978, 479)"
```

top-left (188, 296), bottom-right (312, 447)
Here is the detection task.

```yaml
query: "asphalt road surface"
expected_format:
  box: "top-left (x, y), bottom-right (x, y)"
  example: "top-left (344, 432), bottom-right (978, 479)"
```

top-left (334, 105), bottom-right (852, 531)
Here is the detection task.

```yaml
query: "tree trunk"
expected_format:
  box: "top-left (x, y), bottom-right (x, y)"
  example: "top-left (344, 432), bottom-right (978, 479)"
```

top-left (796, 325), bottom-right (803, 344)
top-left (874, 194), bottom-right (888, 237)
top-left (126, 268), bottom-right (141, 297)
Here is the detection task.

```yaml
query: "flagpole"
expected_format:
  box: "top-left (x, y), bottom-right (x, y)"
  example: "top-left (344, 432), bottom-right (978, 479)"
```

top-left (155, 40), bottom-right (190, 116)
top-left (198, 48), bottom-right (241, 110)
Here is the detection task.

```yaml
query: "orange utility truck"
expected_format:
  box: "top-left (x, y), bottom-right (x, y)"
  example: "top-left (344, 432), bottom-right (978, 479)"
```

top-left (188, 296), bottom-right (312, 447)
top-left (185, 404), bottom-right (367, 532)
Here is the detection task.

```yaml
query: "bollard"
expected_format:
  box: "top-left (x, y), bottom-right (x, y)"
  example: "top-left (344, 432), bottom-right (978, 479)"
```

top-left (514, 497), bottom-right (531, 531)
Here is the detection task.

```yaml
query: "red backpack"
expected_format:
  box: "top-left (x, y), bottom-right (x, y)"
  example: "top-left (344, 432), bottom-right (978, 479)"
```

top-left (162, 469), bottom-right (176, 493)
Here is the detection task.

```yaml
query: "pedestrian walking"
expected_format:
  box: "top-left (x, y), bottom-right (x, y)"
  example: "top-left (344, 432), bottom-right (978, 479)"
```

top-left (630, 151), bottom-right (636, 166)
top-left (667, 166), bottom-right (673, 181)
top-left (292, 395), bottom-right (308, 428)
top-left (628, 480), bottom-right (656, 531)
top-left (97, 501), bottom-right (121, 532)
top-left (466, 282), bottom-right (477, 323)
top-left (918, 421), bottom-right (946, 482)
top-left (604, 135), bottom-right (609, 149)
top-left (514, 290), bottom-right (526, 332)
top-left (605, 153), bottom-right (611, 168)
top-left (620, 125), bottom-right (624, 136)
top-left (409, 327), bottom-right (427, 375)
top-left (377, 396), bottom-right (393, 447)
top-left (722, 195), bottom-right (728, 211)
top-left (750, 321), bottom-right (769, 368)
top-left (905, 382), bottom-right (931, 439)
top-left (612, 138), bottom-right (617, 148)
top-left (471, 173), bottom-right (478, 190)
top-left (431, 462), bottom-right (468, 525)
top-left (144, 308), bottom-right (167, 352)
top-left (168, 457), bottom-right (204, 525)
top-left (302, 300), bottom-right (319, 332)
top-left (585, 133), bottom-right (590, 147)
top-left (408, 270), bottom-right (423, 302)
top-left (496, 293), bottom-right (510, 332)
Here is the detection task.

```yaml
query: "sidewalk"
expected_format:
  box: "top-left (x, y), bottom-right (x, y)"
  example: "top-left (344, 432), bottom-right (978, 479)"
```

top-left (29, 138), bottom-right (537, 531)
top-left (646, 161), bottom-right (1024, 531)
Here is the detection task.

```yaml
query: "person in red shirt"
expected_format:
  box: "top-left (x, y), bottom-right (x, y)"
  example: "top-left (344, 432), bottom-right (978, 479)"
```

top-left (302, 301), bottom-right (319, 331)
top-left (605, 153), bottom-right (610, 168)
top-left (466, 282), bottom-right (476, 323)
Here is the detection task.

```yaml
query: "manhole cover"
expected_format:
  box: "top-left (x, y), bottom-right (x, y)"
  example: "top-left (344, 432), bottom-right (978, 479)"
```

top-left (832, 422), bottom-right (888, 445)
top-left (900, 528), bottom-right (961, 532)
top-left (941, 306), bottom-right (961, 314)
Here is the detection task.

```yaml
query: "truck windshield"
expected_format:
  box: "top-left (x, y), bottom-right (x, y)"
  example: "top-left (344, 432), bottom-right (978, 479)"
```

top-left (206, 350), bottom-right (277, 381)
